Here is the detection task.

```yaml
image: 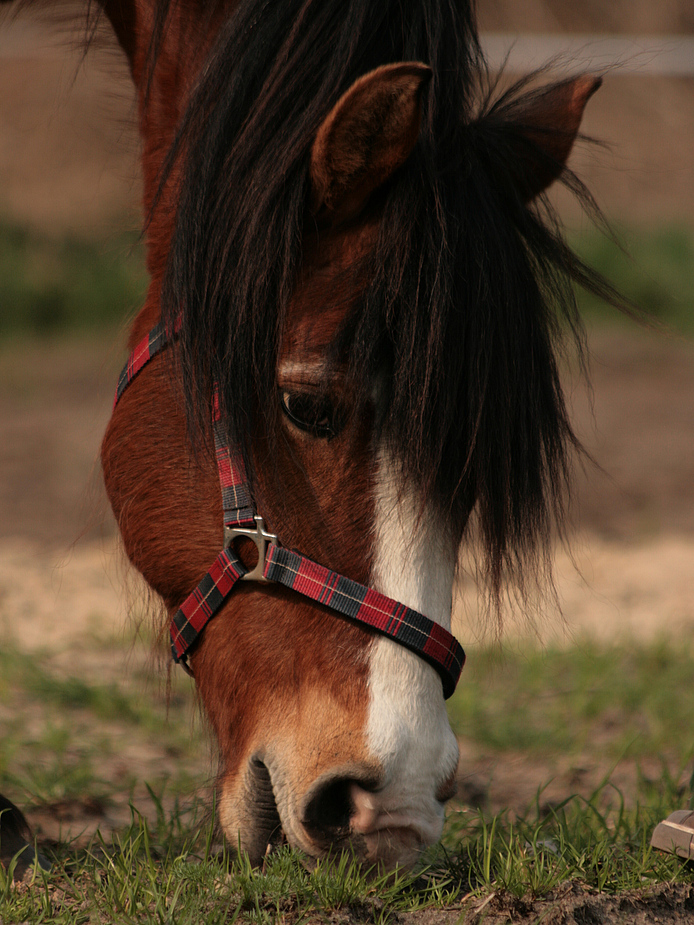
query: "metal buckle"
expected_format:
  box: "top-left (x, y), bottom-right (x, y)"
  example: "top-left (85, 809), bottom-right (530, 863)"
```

top-left (224, 515), bottom-right (278, 582)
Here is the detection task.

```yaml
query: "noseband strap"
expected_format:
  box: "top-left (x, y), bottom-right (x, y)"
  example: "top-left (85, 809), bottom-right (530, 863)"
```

top-left (114, 322), bottom-right (465, 698)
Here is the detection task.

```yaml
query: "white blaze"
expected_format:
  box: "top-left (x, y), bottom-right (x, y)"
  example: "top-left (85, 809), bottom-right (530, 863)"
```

top-left (363, 447), bottom-right (460, 846)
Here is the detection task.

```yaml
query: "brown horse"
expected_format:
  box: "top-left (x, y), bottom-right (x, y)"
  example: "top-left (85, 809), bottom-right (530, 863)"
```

top-left (5, 0), bottom-right (614, 868)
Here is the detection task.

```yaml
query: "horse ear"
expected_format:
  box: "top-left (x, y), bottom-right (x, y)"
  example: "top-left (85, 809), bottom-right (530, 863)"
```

top-left (504, 75), bottom-right (602, 202)
top-left (309, 62), bottom-right (432, 224)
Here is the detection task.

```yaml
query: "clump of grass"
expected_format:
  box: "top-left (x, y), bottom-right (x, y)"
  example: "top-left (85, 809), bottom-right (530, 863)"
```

top-left (0, 796), bottom-right (446, 925)
top-left (438, 769), bottom-right (691, 899)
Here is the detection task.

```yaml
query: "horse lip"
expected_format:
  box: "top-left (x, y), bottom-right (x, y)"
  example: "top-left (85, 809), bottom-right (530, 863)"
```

top-left (239, 756), bottom-right (284, 857)
top-left (355, 824), bottom-right (426, 869)
top-left (354, 818), bottom-right (427, 843)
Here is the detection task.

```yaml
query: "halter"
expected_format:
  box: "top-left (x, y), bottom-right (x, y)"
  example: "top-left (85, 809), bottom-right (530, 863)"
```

top-left (114, 322), bottom-right (465, 698)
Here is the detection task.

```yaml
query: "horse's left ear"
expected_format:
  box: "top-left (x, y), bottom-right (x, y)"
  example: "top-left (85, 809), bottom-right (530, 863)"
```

top-left (309, 62), bottom-right (432, 224)
top-left (504, 75), bottom-right (602, 202)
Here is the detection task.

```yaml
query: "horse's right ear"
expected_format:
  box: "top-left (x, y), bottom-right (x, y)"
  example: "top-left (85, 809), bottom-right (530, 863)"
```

top-left (498, 75), bottom-right (603, 203)
top-left (309, 63), bottom-right (432, 225)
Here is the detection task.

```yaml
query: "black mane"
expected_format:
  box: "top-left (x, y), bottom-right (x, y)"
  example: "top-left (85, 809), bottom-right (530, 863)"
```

top-left (158, 0), bottom-right (619, 611)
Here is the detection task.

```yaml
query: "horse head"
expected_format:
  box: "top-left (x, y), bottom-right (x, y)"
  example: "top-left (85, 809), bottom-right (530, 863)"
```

top-left (95, 0), bottom-right (604, 868)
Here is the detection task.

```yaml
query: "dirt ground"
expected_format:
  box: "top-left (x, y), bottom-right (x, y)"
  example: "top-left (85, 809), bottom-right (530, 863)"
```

top-left (0, 7), bottom-right (693, 920)
top-left (438, 882), bottom-right (694, 925)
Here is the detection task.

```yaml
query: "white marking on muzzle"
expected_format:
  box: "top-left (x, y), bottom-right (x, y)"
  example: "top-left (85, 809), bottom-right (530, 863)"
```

top-left (364, 448), bottom-right (460, 848)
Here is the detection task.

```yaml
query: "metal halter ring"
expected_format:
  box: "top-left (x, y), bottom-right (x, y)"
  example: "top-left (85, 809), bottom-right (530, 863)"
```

top-left (224, 515), bottom-right (279, 582)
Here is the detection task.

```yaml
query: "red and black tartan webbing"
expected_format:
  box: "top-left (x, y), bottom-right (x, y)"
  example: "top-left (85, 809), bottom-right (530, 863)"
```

top-left (212, 390), bottom-right (255, 528)
top-left (114, 320), bottom-right (180, 407)
top-left (263, 546), bottom-right (464, 698)
top-left (169, 547), bottom-right (246, 656)
top-left (115, 325), bottom-right (466, 699)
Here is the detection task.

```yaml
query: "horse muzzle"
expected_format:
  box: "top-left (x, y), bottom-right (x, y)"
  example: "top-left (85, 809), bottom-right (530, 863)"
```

top-left (219, 744), bottom-right (456, 869)
top-left (299, 774), bottom-right (447, 868)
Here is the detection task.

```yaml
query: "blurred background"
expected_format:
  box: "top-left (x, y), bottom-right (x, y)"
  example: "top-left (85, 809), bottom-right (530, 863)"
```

top-left (0, 0), bottom-right (692, 842)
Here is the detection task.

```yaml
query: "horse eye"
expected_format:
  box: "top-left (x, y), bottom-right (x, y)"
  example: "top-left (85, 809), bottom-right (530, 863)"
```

top-left (281, 391), bottom-right (340, 439)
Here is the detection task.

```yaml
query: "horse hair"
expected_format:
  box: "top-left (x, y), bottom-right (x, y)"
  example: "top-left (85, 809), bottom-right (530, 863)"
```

top-left (140, 0), bottom-right (621, 610)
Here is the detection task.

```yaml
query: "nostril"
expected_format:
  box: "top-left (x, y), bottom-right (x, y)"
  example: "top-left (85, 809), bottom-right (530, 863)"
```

top-left (303, 778), bottom-right (353, 840)
top-left (303, 777), bottom-right (379, 842)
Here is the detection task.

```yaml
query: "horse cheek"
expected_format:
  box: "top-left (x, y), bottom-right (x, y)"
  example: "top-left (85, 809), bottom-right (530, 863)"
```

top-left (101, 361), bottom-right (220, 611)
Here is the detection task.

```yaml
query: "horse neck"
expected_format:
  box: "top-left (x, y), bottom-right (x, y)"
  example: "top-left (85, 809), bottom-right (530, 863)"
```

top-left (120, 0), bottom-right (240, 316)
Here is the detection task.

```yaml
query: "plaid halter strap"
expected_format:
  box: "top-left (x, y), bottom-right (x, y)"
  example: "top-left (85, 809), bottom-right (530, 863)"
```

top-left (114, 322), bottom-right (465, 698)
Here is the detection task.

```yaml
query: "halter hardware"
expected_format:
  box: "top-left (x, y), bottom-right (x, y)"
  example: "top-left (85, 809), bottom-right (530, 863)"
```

top-left (114, 320), bottom-right (465, 698)
top-left (225, 515), bottom-right (278, 582)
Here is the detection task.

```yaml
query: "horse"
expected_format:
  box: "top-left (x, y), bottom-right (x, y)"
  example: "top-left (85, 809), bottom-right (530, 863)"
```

top-left (4, 0), bottom-right (615, 868)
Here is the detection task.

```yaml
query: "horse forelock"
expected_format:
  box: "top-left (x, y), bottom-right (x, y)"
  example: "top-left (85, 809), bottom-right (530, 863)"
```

top-left (155, 0), bottom-right (620, 619)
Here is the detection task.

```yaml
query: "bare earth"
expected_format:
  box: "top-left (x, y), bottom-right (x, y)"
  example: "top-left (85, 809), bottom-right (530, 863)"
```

top-left (0, 7), bottom-right (693, 920)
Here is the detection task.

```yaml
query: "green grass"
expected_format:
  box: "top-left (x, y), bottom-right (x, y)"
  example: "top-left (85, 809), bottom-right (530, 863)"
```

top-left (0, 647), bottom-right (196, 731)
top-left (0, 802), bottom-right (451, 925)
top-left (0, 775), bottom-right (691, 923)
top-left (0, 643), bottom-right (206, 807)
top-left (446, 638), bottom-right (694, 760)
top-left (572, 224), bottom-right (694, 335)
top-left (441, 774), bottom-right (691, 899)
top-left (1, 639), bottom-right (694, 920)
top-left (0, 219), bottom-right (147, 336)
